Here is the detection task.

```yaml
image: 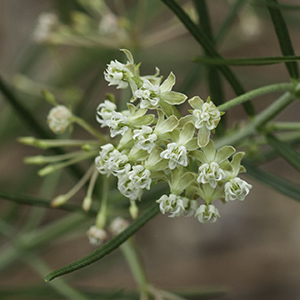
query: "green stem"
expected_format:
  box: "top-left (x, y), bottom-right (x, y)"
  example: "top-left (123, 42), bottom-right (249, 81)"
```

top-left (72, 116), bottom-right (107, 142)
top-left (267, 121), bottom-right (300, 131)
top-left (38, 150), bottom-right (97, 176)
top-left (121, 237), bottom-right (149, 299)
top-left (27, 256), bottom-right (90, 300)
top-left (95, 176), bottom-right (109, 228)
top-left (217, 82), bottom-right (294, 112)
top-left (216, 91), bottom-right (295, 148)
top-left (0, 213), bottom-right (88, 272)
top-left (18, 137), bottom-right (101, 149)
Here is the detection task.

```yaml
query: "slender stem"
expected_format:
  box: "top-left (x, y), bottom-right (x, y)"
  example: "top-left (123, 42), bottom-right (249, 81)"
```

top-left (216, 91), bottom-right (295, 148)
top-left (72, 116), bottom-right (107, 142)
top-left (25, 150), bottom-right (87, 165)
top-left (38, 150), bottom-right (98, 176)
top-left (52, 164), bottom-right (95, 206)
top-left (27, 256), bottom-right (90, 300)
top-left (267, 121), bottom-right (300, 131)
top-left (217, 82), bottom-right (294, 112)
top-left (121, 237), bottom-right (149, 299)
top-left (95, 176), bottom-right (109, 228)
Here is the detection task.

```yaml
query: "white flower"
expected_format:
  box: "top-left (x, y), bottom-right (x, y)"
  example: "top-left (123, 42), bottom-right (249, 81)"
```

top-left (99, 13), bottom-right (119, 35)
top-left (96, 100), bottom-right (117, 127)
top-left (95, 144), bottom-right (130, 177)
top-left (118, 165), bottom-right (151, 201)
top-left (133, 126), bottom-right (157, 153)
top-left (47, 105), bottom-right (72, 134)
top-left (33, 12), bottom-right (58, 43)
top-left (87, 226), bottom-right (108, 247)
top-left (156, 194), bottom-right (190, 218)
top-left (197, 162), bottom-right (226, 188)
top-left (106, 111), bottom-right (129, 137)
top-left (110, 217), bottom-right (129, 235)
top-left (104, 60), bottom-right (131, 89)
top-left (224, 177), bottom-right (252, 201)
top-left (160, 142), bottom-right (188, 170)
top-left (135, 79), bottom-right (160, 109)
top-left (195, 204), bottom-right (220, 223)
top-left (193, 102), bottom-right (220, 130)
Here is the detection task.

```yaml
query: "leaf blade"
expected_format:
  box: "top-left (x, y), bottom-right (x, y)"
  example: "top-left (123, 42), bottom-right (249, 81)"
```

top-left (266, 0), bottom-right (299, 79)
top-left (265, 133), bottom-right (300, 173)
top-left (45, 202), bottom-right (160, 282)
top-left (194, 55), bottom-right (300, 66)
top-left (244, 163), bottom-right (300, 202)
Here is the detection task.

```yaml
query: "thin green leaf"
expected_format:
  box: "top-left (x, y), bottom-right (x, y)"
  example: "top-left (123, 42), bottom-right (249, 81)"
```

top-left (45, 202), bottom-right (160, 282)
top-left (0, 76), bottom-right (85, 179)
top-left (194, 55), bottom-right (300, 66)
top-left (215, 0), bottom-right (246, 43)
top-left (0, 191), bottom-right (95, 215)
top-left (160, 0), bottom-right (255, 117)
top-left (0, 76), bottom-right (51, 138)
top-left (193, 0), bottom-right (226, 135)
top-left (244, 163), bottom-right (300, 202)
top-left (265, 133), bottom-right (300, 173)
top-left (266, 0), bottom-right (299, 79)
top-left (253, 0), bottom-right (300, 10)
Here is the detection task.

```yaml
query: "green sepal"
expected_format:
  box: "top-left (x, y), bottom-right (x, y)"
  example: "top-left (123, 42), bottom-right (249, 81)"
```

top-left (197, 126), bottom-right (210, 148)
top-left (188, 96), bottom-right (204, 110)
top-left (161, 91), bottom-right (187, 105)
top-left (160, 72), bottom-right (176, 93)
top-left (178, 122), bottom-right (195, 145)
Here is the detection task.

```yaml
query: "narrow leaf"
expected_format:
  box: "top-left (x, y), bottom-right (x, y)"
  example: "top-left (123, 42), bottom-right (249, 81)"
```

top-left (266, 133), bottom-right (300, 173)
top-left (45, 202), bottom-right (160, 281)
top-left (244, 163), bottom-right (300, 202)
top-left (0, 191), bottom-right (96, 215)
top-left (266, 0), bottom-right (299, 79)
top-left (160, 0), bottom-right (255, 117)
top-left (194, 55), bottom-right (300, 66)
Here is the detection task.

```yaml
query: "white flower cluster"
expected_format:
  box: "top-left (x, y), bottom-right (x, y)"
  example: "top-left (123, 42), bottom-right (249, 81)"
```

top-left (95, 49), bottom-right (252, 223)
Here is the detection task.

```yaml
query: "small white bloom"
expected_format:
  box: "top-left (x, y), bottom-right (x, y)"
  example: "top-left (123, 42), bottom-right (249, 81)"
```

top-left (96, 100), bottom-right (117, 127)
top-left (156, 194), bottom-right (190, 218)
top-left (160, 142), bottom-right (188, 170)
top-left (193, 102), bottom-right (220, 130)
top-left (99, 13), bottom-right (119, 35)
top-left (106, 111), bottom-right (129, 137)
top-left (33, 12), bottom-right (58, 43)
top-left (197, 162), bottom-right (226, 188)
top-left (104, 60), bottom-right (131, 89)
top-left (47, 105), bottom-right (72, 134)
top-left (135, 79), bottom-right (160, 109)
top-left (110, 217), bottom-right (129, 235)
top-left (133, 126), bottom-right (157, 153)
top-left (224, 177), bottom-right (252, 201)
top-left (195, 204), bottom-right (220, 223)
top-left (87, 226), bottom-right (108, 247)
top-left (118, 165), bottom-right (151, 201)
top-left (95, 144), bottom-right (130, 177)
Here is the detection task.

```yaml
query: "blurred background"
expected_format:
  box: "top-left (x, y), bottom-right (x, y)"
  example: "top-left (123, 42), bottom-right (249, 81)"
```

top-left (0, 1), bottom-right (300, 299)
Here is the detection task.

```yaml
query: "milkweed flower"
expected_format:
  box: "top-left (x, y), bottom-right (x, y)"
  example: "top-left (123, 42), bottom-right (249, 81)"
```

top-left (87, 226), bottom-right (108, 246)
top-left (224, 177), bottom-right (252, 201)
top-left (195, 204), bottom-right (220, 223)
top-left (104, 60), bottom-right (132, 89)
top-left (47, 105), bottom-right (72, 134)
top-left (197, 162), bottom-right (226, 188)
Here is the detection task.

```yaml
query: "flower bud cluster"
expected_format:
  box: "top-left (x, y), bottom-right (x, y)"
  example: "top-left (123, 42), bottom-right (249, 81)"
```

top-left (95, 49), bottom-right (252, 223)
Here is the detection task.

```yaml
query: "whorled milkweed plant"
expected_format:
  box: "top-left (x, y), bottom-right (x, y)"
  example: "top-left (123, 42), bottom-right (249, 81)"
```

top-left (20, 49), bottom-right (253, 298)
top-left (1, 1), bottom-right (300, 299)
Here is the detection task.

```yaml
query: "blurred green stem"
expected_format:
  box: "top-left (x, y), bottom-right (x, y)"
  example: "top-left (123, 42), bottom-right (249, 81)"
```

top-left (72, 116), bottom-right (107, 142)
top-left (216, 91), bottom-right (295, 148)
top-left (121, 237), bottom-right (149, 299)
top-left (217, 82), bottom-right (294, 112)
